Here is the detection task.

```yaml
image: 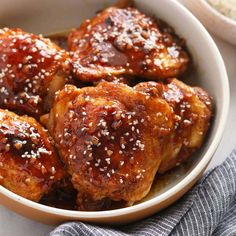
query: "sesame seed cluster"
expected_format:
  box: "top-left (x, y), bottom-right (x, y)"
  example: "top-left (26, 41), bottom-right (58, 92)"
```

top-left (0, 28), bottom-right (71, 117)
top-left (0, 109), bottom-right (65, 201)
top-left (68, 7), bottom-right (189, 82)
top-left (47, 82), bottom-right (174, 204)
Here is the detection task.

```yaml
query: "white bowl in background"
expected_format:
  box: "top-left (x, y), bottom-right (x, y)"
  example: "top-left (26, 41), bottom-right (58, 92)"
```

top-left (0, 0), bottom-right (229, 225)
top-left (180, 0), bottom-right (236, 45)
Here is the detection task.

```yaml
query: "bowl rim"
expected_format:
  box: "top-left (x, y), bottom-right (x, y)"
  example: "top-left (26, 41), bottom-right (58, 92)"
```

top-left (200, 0), bottom-right (236, 26)
top-left (0, 0), bottom-right (230, 219)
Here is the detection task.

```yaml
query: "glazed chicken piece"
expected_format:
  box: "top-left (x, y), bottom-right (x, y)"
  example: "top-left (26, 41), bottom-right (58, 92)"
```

top-left (0, 109), bottom-right (65, 201)
top-left (44, 82), bottom-right (174, 210)
top-left (0, 28), bottom-right (71, 118)
top-left (68, 6), bottom-right (189, 83)
top-left (134, 78), bottom-right (212, 173)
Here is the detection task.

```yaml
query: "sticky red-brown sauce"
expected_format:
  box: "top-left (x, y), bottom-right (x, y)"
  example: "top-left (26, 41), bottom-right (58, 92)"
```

top-left (39, 35), bottom-right (192, 211)
top-left (0, 111), bottom-right (65, 185)
top-left (66, 7), bottom-right (190, 83)
top-left (0, 28), bottom-right (70, 117)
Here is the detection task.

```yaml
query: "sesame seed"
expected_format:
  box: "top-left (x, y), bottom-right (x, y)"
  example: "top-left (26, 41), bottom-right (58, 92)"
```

top-left (5, 144), bottom-right (10, 151)
top-left (107, 150), bottom-right (113, 156)
top-left (105, 158), bottom-right (111, 165)
top-left (91, 136), bottom-right (99, 145)
top-left (41, 165), bottom-right (47, 174)
top-left (51, 167), bottom-right (56, 174)
top-left (136, 174), bottom-right (142, 179)
top-left (25, 178), bottom-right (31, 183)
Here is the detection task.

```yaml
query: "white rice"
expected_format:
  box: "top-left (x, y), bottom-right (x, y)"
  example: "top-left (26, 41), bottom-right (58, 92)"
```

top-left (207, 0), bottom-right (236, 21)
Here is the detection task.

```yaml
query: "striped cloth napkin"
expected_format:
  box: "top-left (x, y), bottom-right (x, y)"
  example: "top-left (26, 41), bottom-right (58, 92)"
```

top-left (50, 149), bottom-right (236, 236)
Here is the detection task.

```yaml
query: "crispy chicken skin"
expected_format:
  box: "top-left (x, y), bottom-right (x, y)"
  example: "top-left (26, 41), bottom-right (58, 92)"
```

top-left (68, 7), bottom-right (189, 83)
top-left (0, 28), bottom-right (71, 118)
top-left (134, 78), bottom-right (212, 173)
top-left (0, 109), bottom-right (65, 201)
top-left (44, 82), bottom-right (174, 210)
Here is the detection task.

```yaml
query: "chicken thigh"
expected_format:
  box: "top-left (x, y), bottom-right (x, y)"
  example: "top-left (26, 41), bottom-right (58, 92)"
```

top-left (68, 6), bottom-right (189, 83)
top-left (134, 78), bottom-right (212, 173)
top-left (44, 82), bottom-right (174, 210)
top-left (0, 28), bottom-right (71, 118)
top-left (0, 109), bottom-right (65, 201)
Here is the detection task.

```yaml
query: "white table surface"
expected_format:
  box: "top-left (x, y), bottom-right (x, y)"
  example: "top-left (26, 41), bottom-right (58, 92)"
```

top-left (0, 13), bottom-right (236, 236)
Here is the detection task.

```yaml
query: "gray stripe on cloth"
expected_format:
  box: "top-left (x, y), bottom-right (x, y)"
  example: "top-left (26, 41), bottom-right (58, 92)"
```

top-left (49, 149), bottom-right (236, 236)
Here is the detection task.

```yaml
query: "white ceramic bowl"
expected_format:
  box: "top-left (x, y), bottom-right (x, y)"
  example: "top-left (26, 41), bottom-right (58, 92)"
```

top-left (181, 0), bottom-right (236, 45)
top-left (0, 0), bottom-right (229, 225)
